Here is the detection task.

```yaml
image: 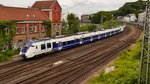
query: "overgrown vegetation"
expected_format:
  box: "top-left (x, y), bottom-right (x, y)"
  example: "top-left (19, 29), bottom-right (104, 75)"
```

top-left (91, 1), bottom-right (147, 24)
top-left (0, 20), bottom-right (17, 62)
top-left (91, 11), bottom-right (113, 24)
top-left (67, 13), bottom-right (80, 34)
top-left (43, 20), bottom-right (51, 37)
top-left (63, 13), bottom-right (80, 35)
top-left (0, 49), bottom-right (20, 62)
top-left (79, 24), bottom-right (97, 32)
top-left (88, 40), bottom-right (142, 84)
top-left (112, 1), bottom-right (147, 18)
top-left (103, 20), bottom-right (121, 29)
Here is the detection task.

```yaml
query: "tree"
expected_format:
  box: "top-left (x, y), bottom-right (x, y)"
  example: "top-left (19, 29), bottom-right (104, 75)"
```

top-left (103, 20), bottom-right (121, 29)
top-left (67, 13), bottom-right (79, 34)
top-left (0, 20), bottom-right (16, 51)
top-left (79, 24), bottom-right (97, 32)
top-left (112, 1), bottom-right (146, 18)
top-left (43, 20), bottom-right (51, 37)
top-left (91, 11), bottom-right (113, 24)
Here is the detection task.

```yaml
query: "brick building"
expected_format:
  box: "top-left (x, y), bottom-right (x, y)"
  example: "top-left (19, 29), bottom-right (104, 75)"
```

top-left (0, 0), bottom-right (62, 49)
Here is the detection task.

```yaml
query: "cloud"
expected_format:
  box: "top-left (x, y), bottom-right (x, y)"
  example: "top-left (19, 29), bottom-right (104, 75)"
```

top-left (0, 0), bottom-right (138, 17)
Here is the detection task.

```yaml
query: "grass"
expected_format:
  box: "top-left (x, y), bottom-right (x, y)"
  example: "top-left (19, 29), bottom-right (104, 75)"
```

top-left (87, 40), bottom-right (142, 84)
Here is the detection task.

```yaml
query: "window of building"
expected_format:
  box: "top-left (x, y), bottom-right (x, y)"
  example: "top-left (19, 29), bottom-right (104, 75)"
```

top-left (18, 40), bottom-right (23, 47)
top-left (2, 43), bottom-right (8, 51)
top-left (53, 24), bottom-right (57, 32)
top-left (30, 25), bottom-right (33, 32)
top-left (33, 25), bottom-right (37, 32)
top-left (22, 25), bottom-right (25, 33)
top-left (47, 43), bottom-right (51, 48)
top-left (41, 44), bottom-right (46, 50)
top-left (42, 25), bottom-right (45, 32)
top-left (16, 26), bottom-right (19, 33)
top-left (5, 27), bottom-right (9, 34)
top-left (58, 24), bottom-right (60, 30)
top-left (55, 6), bottom-right (57, 10)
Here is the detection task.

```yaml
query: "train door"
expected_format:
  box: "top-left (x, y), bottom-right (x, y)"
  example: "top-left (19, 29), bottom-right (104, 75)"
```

top-left (52, 42), bottom-right (58, 51)
top-left (80, 38), bottom-right (83, 44)
top-left (46, 42), bottom-right (52, 53)
top-left (58, 42), bottom-right (62, 50)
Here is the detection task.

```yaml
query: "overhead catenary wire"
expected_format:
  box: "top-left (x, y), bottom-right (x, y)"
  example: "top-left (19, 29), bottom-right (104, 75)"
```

top-left (62, 0), bottom-right (89, 12)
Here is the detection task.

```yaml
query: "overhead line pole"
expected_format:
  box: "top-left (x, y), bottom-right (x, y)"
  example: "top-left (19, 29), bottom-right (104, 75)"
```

top-left (139, 0), bottom-right (150, 84)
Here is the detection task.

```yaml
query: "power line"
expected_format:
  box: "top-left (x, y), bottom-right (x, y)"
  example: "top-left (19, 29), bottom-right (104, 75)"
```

top-left (63, 0), bottom-right (88, 12)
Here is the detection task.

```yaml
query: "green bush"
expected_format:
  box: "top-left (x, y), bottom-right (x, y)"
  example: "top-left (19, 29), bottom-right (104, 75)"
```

top-left (103, 20), bottom-right (121, 29)
top-left (0, 49), bottom-right (19, 62)
top-left (88, 40), bottom-right (142, 84)
top-left (79, 24), bottom-right (97, 32)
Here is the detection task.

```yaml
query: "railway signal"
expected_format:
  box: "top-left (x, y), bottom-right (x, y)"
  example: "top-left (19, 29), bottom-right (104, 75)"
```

top-left (139, 0), bottom-right (150, 84)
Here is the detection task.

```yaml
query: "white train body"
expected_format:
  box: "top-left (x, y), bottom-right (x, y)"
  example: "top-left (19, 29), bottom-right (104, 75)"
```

top-left (20, 26), bottom-right (125, 59)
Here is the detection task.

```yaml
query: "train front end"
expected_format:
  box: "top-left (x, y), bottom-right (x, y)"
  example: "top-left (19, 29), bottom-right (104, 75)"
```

top-left (19, 40), bottom-right (34, 59)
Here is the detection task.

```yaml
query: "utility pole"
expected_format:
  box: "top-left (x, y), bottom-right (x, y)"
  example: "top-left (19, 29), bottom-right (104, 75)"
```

top-left (101, 13), bottom-right (103, 29)
top-left (139, 0), bottom-right (150, 84)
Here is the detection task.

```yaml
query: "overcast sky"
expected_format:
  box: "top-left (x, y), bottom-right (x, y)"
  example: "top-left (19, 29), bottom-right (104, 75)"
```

top-left (0, 0), bottom-right (138, 18)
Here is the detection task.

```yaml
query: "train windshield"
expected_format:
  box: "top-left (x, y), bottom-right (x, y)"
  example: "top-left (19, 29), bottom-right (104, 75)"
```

top-left (22, 41), bottom-right (33, 53)
top-left (23, 43), bottom-right (31, 50)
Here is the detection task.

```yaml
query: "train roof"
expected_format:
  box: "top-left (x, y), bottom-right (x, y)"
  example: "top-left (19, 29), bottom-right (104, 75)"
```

top-left (28, 26), bottom-right (124, 43)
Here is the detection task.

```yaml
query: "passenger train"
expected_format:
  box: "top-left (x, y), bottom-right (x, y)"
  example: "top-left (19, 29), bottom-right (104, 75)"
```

top-left (20, 26), bottom-right (125, 59)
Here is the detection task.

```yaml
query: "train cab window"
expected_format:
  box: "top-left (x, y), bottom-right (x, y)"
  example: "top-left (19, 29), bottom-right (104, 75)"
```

top-left (47, 43), bottom-right (51, 49)
top-left (53, 42), bottom-right (57, 47)
top-left (41, 44), bottom-right (46, 50)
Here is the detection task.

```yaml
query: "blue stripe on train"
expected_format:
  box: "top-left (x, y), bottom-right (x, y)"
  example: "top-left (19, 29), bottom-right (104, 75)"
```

top-left (62, 43), bottom-right (80, 50)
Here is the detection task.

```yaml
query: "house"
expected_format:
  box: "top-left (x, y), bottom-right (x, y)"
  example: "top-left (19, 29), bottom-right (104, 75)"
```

top-left (81, 14), bottom-right (91, 23)
top-left (129, 14), bottom-right (137, 22)
top-left (0, 0), bottom-right (62, 49)
top-left (117, 14), bottom-right (137, 22)
top-left (138, 12), bottom-right (146, 22)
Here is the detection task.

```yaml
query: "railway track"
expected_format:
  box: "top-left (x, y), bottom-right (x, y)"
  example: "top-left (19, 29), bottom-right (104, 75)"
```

top-left (0, 25), bottom-right (141, 84)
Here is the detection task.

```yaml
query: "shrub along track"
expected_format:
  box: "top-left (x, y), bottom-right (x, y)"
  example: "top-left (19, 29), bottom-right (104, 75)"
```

top-left (0, 25), bottom-right (141, 84)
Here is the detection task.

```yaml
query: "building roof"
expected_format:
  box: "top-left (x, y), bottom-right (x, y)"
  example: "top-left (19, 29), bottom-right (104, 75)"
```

top-left (32, 1), bottom-right (55, 9)
top-left (0, 6), bottom-right (49, 21)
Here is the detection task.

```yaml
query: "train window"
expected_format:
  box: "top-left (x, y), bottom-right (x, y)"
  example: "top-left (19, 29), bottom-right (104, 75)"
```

top-left (53, 42), bottom-right (57, 47)
top-left (72, 40), bottom-right (74, 44)
top-left (63, 42), bottom-right (67, 46)
top-left (76, 39), bottom-right (80, 42)
top-left (83, 38), bottom-right (85, 41)
top-left (83, 38), bottom-right (86, 41)
top-left (69, 41), bottom-right (72, 44)
top-left (47, 43), bottom-right (51, 48)
top-left (41, 44), bottom-right (46, 50)
top-left (36, 46), bottom-right (38, 49)
top-left (93, 36), bottom-right (95, 38)
top-left (67, 41), bottom-right (70, 45)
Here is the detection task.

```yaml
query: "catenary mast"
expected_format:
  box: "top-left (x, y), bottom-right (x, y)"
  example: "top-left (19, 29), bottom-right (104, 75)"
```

top-left (139, 0), bottom-right (150, 84)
